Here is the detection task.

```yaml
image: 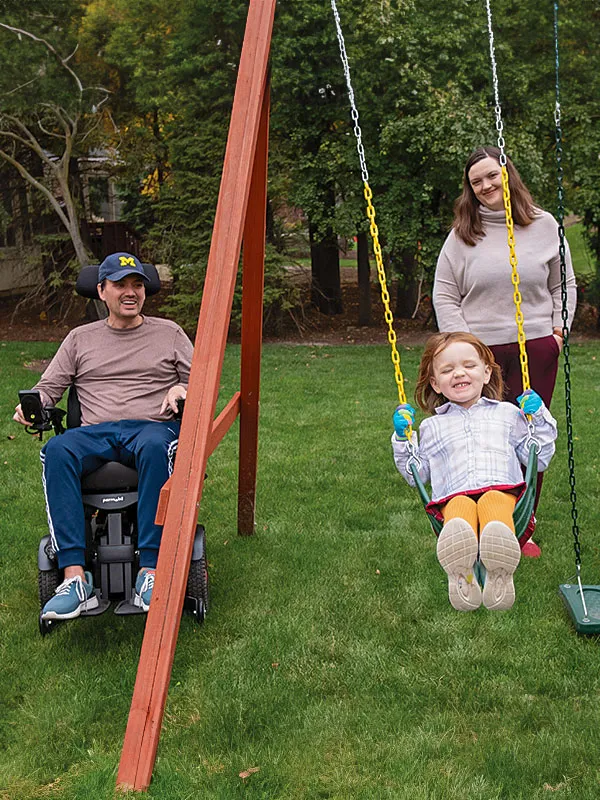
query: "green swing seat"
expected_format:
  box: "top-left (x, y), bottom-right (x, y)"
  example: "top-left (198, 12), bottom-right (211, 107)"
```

top-left (409, 442), bottom-right (538, 542)
top-left (558, 583), bottom-right (600, 635)
top-left (409, 445), bottom-right (538, 588)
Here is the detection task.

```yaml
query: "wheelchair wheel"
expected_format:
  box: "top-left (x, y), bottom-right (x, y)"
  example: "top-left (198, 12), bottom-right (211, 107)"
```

top-left (38, 568), bottom-right (61, 610)
top-left (38, 568), bottom-right (61, 636)
top-left (186, 555), bottom-right (209, 623)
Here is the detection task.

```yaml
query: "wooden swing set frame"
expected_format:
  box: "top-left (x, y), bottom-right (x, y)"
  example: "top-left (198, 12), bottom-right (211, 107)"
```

top-left (116, 0), bottom-right (277, 790)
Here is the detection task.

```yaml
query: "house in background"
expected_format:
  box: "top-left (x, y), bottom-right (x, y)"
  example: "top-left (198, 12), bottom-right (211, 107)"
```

top-left (0, 149), bottom-right (140, 297)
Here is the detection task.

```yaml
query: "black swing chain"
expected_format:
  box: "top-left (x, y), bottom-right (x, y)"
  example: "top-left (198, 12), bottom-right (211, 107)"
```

top-left (554, 1), bottom-right (581, 568)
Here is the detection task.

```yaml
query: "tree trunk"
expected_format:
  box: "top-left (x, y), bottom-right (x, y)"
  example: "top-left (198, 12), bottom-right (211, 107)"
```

top-left (309, 220), bottom-right (342, 315)
top-left (394, 248), bottom-right (419, 319)
top-left (586, 214), bottom-right (600, 332)
top-left (356, 231), bottom-right (372, 326)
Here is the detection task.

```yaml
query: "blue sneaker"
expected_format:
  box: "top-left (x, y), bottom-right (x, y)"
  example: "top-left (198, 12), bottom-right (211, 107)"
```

top-left (41, 571), bottom-right (98, 620)
top-left (134, 568), bottom-right (156, 611)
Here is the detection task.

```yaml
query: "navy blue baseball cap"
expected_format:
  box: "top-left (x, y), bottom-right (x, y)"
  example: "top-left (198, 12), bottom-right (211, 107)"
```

top-left (98, 252), bottom-right (150, 283)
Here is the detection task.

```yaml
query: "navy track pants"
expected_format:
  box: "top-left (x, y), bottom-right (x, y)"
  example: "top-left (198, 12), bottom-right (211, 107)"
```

top-left (40, 420), bottom-right (180, 569)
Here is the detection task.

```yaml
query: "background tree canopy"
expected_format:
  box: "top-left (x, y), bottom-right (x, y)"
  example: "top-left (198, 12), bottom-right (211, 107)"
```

top-left (0, 0), bottom-right (598, 327)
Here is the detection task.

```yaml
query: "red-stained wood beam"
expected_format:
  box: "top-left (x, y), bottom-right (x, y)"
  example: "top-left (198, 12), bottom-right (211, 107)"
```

top-left (238, 76), bottom-right (269, 536)
top-left (116, 0), bottom-right (276, 790)
top-left (154, 392), bottom-right (242, 526)
top-left (208, 392), bottom-right (241, 456)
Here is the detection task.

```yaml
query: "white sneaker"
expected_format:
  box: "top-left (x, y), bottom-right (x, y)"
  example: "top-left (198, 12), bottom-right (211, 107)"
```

top-left (436, 518), bottom-right (482, 611)
top-left (479, 521), bottom-right (521, 610)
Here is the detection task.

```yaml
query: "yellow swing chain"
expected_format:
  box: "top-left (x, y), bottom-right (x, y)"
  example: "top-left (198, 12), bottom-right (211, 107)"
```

top-left (501, 168), bottom-right (531, 391)
top-left (330, 0), bottom-right (406, 406)
top-left (364, 184), bottom-right (407, 404)
top-left (486, 0), bottom-right (531, 393)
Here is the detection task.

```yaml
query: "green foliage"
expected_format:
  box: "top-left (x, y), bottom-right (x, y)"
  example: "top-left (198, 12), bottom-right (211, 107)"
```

top-left (3, 0), bottom-right (599, 319)
top-left (162, 244), bottom-right (300, 335)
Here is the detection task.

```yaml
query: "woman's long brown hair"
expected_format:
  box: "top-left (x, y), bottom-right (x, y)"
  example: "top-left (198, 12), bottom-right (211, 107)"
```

top-left (453, 146), bottom-right (537, 246)
top-left (415, 331), bottom-right (504, 413)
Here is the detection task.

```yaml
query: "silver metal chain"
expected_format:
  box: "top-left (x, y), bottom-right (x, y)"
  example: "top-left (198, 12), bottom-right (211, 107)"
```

top-left (330, 0), bottom-right (369, 183)
top-left (485, 0), bottom-right (507, 165)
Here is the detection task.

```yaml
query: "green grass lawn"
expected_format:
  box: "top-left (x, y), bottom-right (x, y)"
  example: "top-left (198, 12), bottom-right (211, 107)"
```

top-left (290, 257), bottom-right (358, 270)
top-left (566, 222), bottom-right (594, 280)
top-left (1, 340), bottom-right (600, 799)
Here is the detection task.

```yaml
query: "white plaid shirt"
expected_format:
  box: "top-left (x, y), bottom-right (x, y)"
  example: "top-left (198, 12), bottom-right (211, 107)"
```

top-left (392, 397), bottom-right (557, 502)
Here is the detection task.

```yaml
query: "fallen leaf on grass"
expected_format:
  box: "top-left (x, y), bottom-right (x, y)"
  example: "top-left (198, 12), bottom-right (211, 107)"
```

top-left (543, 782), bottom-right (567, 791)
top-left (271, 662), bottom-right (279, 668)
top-left (239, 766), bottom-right (260, 780)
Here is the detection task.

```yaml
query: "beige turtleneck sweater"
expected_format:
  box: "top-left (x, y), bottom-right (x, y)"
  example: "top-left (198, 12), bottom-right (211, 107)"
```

top-left (433, 207), bottom-right (577, 346)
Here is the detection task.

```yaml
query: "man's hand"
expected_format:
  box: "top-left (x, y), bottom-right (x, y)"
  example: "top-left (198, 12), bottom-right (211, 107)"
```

top-left (160, 385), bottom-right (187, 417)
top-left (13, 404), bottom-right (29, 426)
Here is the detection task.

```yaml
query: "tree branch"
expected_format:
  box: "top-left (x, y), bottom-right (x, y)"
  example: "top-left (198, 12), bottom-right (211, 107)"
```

top-left (0, 22), bottom-right (83, 95)
top-left (0, 118), bottom-right (48, 162)
top-left (4, 77), bottom-right (38, 96)
top-left (39, 103), bottom-right (76, 138)
top-left (0, 147), bottom-right (71, 231)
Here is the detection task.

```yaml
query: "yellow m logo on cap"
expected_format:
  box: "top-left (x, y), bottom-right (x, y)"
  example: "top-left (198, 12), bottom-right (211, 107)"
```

top-left (119, 256), bottom-right (136, 267)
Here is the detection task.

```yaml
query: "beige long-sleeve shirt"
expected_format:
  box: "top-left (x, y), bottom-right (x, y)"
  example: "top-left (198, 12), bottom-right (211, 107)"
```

top-left (34, 316), bottom-right (193, 426)
top-left (433, 207), bottom-right (577, 346)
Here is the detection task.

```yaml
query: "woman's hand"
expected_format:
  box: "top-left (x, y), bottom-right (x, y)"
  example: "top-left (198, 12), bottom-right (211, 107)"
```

top-left (553, 333), bottom-right (563, 353)
top-left (552, 327), bottom-right (564, 353)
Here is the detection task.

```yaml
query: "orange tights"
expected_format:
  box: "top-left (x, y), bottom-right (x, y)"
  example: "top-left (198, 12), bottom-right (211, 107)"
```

top-left (442, 490), bottom-right (516, 538)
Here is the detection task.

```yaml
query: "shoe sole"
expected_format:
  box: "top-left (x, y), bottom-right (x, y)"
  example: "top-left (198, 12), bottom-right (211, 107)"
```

top-left (480, 522), bottom-right (521, 610)
top-left (437, 518), bottom-right (482, 611)
top-left (41, 594), bottom-right (99, 621)
top-left (133, 594), bottom-right (150, 612)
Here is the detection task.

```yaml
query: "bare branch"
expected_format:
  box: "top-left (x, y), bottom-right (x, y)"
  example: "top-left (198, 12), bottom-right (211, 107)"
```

top-left (0, 116), bottom-right (47, 159)
top-left (4, 77), bottom-right (38, 96)
top-left (0, 22), bottom-right (83, 95)
top-left (39, 103), bottom-right (76, 137)
top-left (86, 89), bottom-right (112, 114)
top-left (35, 118), bottom-right (67, 141)
top-left (0, 127), bottom-right (35, 151)
top-left (0, 147), bottom-right (71, 230)
top-left (64, 42), bottom-right (79, 64)
top-left (80, 113), bottom-right (105, 143)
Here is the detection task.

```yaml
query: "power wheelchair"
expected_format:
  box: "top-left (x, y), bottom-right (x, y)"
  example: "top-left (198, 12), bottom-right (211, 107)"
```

top-left (21, 262), bottom-right (208, 636)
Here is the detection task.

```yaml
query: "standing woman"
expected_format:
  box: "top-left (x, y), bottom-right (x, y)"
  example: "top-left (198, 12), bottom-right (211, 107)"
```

top-left (432, 145), bottom-right (577, 556)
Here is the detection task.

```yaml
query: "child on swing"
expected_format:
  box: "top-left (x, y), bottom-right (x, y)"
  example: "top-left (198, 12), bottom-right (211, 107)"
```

top-left (392, 332), bottom-right (557, 611)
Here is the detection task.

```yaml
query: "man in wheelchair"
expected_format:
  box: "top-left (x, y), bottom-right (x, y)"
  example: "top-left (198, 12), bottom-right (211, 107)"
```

top-left (13, 252), bottom-right (194, 622)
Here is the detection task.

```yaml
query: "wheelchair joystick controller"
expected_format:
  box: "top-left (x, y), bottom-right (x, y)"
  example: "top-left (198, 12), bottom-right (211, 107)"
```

top-left (18, 390), bottom-right (66, 440)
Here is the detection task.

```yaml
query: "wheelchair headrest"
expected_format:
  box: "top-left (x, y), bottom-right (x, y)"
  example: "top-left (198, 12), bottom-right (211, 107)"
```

top-left (76, 263), bottom-right (161, 299)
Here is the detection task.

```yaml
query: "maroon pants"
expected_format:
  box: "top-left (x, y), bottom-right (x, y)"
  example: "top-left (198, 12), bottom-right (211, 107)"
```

top-left (490, 335), bottom-right (560, 512)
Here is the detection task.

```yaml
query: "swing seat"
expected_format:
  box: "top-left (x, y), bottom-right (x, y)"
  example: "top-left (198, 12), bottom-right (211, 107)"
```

top-left (409, 443), bottom-right (538, 542)
top-left (558, 583), bottom-right (600, 635)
